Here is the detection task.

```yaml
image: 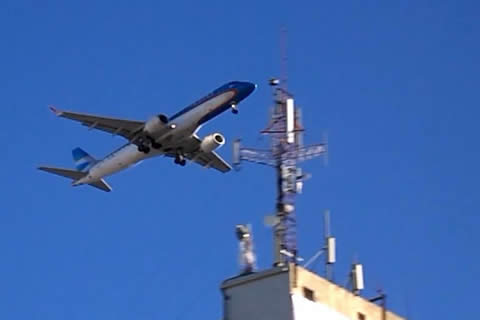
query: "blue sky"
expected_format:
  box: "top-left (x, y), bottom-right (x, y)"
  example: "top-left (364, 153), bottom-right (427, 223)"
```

top-left (1, 0), bottom-right (478, 319)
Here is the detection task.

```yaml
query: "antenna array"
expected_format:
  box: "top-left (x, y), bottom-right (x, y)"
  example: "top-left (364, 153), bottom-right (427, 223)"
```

top-left (233, 80), bottom-right (327, 266)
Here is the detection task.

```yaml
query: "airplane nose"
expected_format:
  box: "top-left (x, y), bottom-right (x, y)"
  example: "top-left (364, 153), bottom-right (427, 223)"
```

top-left (238, 81), bottom-right (257, 98)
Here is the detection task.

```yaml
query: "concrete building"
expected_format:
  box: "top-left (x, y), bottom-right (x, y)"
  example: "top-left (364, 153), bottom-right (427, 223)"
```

top-left (221, 263), bottom-right (404, 320)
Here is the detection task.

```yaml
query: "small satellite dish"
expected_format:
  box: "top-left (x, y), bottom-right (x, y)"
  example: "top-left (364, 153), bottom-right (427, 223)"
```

top-left (283, 204), bottom-right (295, 213)
top-left (269, 78), bottom-right (280, 86)
top-left (264, 215), bottom-right (280, 227)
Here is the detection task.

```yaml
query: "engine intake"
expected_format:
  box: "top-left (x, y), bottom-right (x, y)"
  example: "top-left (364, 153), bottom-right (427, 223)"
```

top-left (200, 133), bottom-right (225, 153)
top-left (144, 114), bottom-right (169, 135)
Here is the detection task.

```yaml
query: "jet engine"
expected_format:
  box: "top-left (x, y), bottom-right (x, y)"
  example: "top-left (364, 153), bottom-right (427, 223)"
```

top-left (200, 133), bottom-right (225, 153)
top-left (144, 114), bottom-right (169, 135)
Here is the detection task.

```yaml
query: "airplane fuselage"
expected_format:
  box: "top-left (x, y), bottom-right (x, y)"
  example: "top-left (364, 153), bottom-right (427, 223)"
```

top-left (73, 82), bottom-right (254, 185)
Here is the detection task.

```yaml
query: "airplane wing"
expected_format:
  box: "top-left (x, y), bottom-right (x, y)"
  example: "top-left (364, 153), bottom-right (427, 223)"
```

top-left (186, 150), bottom-right (232, 173)
top-left (166, 135), bottom-right (232, 173)
top-left (49, 106), bottom-right (144, 141)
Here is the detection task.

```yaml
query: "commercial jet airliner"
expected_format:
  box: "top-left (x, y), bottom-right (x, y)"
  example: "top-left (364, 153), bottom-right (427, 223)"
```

top-left (38, 81), bottom-right (256, 192)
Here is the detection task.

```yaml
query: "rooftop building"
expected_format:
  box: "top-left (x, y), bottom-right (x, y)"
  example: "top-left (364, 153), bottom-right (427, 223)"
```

top-left (221, 263), bottom-right (404, 320)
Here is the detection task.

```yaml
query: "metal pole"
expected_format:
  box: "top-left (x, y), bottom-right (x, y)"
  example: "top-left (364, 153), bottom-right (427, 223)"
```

top-left (324, 210), bottom-right (332, 280)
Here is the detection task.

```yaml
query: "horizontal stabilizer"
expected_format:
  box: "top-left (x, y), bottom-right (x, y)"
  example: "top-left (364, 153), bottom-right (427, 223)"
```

top-left (38, 166), bottom-right (112, 192)
top-left (88, 179), bottom-right (112, 192)
top-left (38, 166), bottom-right (86, 180)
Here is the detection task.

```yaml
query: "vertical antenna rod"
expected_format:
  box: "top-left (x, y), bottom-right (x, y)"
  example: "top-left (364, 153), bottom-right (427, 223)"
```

top-left (280, 26), bottom-right (288, 91)
top-left (325, 209), bottom-right (336, 280)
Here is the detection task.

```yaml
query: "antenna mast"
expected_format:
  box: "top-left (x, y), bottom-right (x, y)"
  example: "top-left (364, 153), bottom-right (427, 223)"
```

top-left (280, 26), bottom-right (288, 91)
top-left (233, 30), bottom-right (327, 266)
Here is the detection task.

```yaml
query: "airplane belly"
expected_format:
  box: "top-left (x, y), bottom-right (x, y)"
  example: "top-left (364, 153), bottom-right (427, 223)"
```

top-left (89, 145), bottom-right (148, 179)
top-left (170, 91), bottom-right (235, 128)
top-left (156, 121), bottom-right (193, 146)
top-left (161, 94), bottom-right (232, 144)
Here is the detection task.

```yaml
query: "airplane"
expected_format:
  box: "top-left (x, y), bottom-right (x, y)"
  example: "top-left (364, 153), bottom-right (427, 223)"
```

top-left (38, 81), bottom-right (257, 192)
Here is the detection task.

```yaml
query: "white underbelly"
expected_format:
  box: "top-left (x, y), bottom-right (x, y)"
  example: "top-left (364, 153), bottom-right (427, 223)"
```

top-left (161, 91), bottom-right (235, 143)
top-left (89, 145), bottom-right (150, 179)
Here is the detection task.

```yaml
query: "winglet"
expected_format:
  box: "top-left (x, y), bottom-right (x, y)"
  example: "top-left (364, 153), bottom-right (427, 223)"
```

top-left (48, 105), bottom-right (63, 116)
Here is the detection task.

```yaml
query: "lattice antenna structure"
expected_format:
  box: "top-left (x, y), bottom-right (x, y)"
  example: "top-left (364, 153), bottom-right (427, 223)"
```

top-left (233, 80), bottom-right (327, 266)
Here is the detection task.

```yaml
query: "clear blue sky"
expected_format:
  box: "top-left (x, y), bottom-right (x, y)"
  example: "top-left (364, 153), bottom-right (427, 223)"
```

top-left (1, 0), bottom-right (478, 319)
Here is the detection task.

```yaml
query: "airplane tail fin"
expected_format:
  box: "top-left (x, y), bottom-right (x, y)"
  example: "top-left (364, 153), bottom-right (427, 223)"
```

top-left (37, 166), bottom-right (112, 192)
top-left (72, 147), bottom-right (97, 171)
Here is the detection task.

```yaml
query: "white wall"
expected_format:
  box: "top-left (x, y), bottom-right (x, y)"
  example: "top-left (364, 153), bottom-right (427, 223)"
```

top-left (292, 294), bottom-right (353, 320)
top-left (224, 272), bottom-right (293, 320)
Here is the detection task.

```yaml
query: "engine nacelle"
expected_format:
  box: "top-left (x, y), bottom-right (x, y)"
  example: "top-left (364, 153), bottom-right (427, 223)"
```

top-left (200, 133), bottom-right (225, 153)
top-left (144, 114), bottom-right (169, 135)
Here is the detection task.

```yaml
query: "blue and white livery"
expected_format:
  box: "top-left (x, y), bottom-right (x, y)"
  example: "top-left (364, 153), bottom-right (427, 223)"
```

top-left (72, 148), bottom-right (96, 171)
top-left (38, 81), bottom-right (256, 192)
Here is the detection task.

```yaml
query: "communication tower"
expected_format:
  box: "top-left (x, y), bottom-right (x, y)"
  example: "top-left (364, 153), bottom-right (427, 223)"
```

top-left (224, 87), bottom-right (405, 320)
top-left (233, 79), bottom-right (327, 266)
top-left (223, 79), bottom-right (405, 320)
top-left (221, 30), bottom-right (405, 320)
